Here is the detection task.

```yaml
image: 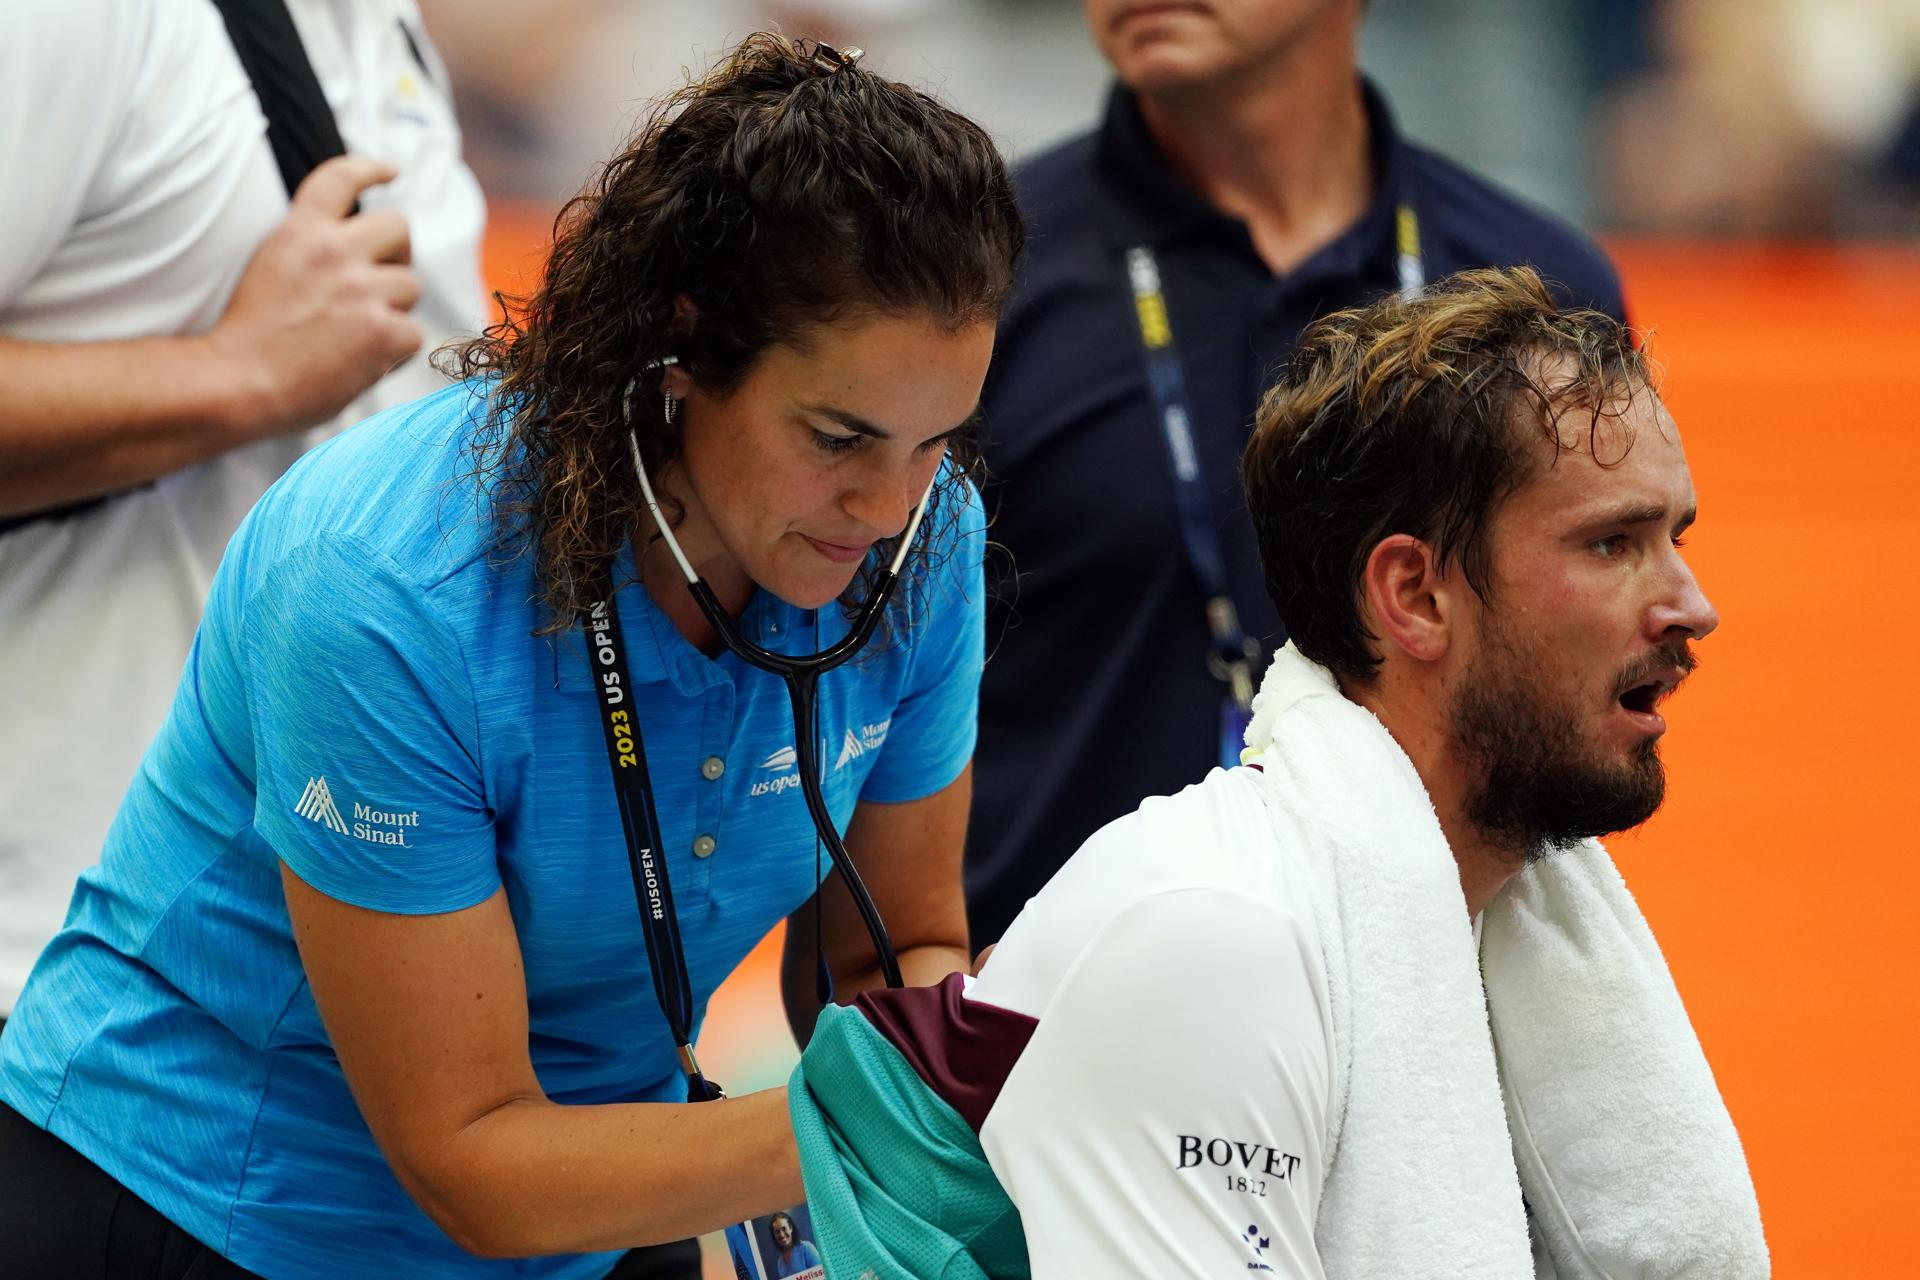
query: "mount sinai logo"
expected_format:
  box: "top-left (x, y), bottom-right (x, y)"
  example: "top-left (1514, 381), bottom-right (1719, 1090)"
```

top-left (293, 777), bottom-right (348, 835)
top-left (294, 777), bottom-right (421, 846)
top-left (834, 718), bottom-right (891, 770)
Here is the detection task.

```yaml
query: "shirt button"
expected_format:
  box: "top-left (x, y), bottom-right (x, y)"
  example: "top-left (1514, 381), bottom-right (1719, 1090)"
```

top-left (691, 834), bottom-right (716, 859)
top-left (700, 756), bottom-right (725, 781)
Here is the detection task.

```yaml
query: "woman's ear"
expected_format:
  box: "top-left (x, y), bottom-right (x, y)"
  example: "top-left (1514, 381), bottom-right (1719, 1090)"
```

top-left (669, 294), bottom-right (699, 340)
top-left (659, 296), bottom-right (700, 398)
top-left (1360, 534), bottom-right (1457, 667)
top-left (657, 359), bottom-right (693, 400)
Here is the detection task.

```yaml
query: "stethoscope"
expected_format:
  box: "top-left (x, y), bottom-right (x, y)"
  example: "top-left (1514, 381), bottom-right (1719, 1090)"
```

top-left (623, 365), bottom-right (936, 990)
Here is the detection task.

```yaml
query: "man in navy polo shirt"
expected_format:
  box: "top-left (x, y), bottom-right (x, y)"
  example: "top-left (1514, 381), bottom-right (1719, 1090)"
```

top-left (967, 0), bottom-right (1628, 946)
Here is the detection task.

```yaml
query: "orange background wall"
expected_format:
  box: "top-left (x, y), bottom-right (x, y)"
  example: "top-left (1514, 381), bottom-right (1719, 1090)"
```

top-left (1600, 241), bottom-right (1920, 1275)
top-left (483, 210), bottom-right (1920, 1274)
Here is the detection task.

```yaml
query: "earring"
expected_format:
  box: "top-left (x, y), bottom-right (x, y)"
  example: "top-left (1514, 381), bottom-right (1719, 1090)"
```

top-left (653, 354), bottom-right (681, 427)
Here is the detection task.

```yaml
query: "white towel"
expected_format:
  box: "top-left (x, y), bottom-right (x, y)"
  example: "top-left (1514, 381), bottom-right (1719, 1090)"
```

top-left (1486, 851), bottom-right (1769, 1276)
top-left (1243, 643), bottom-right (1768, 1278)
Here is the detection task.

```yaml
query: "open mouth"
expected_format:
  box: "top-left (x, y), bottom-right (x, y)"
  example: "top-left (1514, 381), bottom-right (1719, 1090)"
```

top-left (1616, 672), bottom-right (1681, 717)
top-left (1618, 682), bottom-right (1662, 714)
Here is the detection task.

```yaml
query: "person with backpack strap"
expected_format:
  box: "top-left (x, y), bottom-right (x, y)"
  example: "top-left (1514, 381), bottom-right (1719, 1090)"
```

top-left (0, 0), bottom-right (485, 1032)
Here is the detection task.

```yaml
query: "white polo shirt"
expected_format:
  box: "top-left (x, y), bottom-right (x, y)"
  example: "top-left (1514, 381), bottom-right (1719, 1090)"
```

top-left (969, 765), bottom-right (1334, 1277)
top-left (0, 0), bottom-right (486, 1012)
top-left (791, 765), bottom-right (1336, 1278)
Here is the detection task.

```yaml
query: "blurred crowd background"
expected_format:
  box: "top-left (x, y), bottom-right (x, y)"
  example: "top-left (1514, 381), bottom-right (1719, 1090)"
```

top-left (422, 0), bottom-right (1920, 238)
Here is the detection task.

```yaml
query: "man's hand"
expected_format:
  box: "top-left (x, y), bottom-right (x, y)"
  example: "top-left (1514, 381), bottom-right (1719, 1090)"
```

top-left (0, 155), bottom-right (436, 517)
top-left (205, 154), bottom-right (423, 440)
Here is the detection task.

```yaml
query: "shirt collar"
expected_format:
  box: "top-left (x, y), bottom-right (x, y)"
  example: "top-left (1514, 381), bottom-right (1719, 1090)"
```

top-left (639, 582), bottom-right (812, 698)
top-left (550, 541), bottom-right (735, 696)
top-left (1092, 76), bottom-right (1413, 279)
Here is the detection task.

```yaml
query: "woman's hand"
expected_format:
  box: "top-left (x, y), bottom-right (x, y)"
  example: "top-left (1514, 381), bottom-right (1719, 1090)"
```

top-left (282, 865), bottom-right (803, 1258)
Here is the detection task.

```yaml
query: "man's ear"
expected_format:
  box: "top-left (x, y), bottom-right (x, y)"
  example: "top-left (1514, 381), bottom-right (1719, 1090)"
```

top-left (1360, 534), bottom-right (1457, 665)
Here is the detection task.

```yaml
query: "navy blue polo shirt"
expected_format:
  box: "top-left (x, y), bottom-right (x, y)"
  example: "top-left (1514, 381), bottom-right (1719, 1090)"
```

top-left (966, 83), bottom-right (1626, 945)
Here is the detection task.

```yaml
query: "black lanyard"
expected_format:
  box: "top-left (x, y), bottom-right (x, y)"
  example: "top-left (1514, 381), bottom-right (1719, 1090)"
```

top-left (1123, 206), bottom-right (1423, 766)
top-left (585, 595), bottom-right (722, 1103)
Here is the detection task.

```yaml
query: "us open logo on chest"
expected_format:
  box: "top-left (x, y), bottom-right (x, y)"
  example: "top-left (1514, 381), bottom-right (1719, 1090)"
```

top-left (294, 777), bottom-right (421, 846)
top-left (748, 719), bottom-right (890, 800)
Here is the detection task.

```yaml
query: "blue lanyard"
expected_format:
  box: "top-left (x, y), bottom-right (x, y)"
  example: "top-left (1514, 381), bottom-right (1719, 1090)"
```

top-left (1123, 206), bottom-right (1423, 767)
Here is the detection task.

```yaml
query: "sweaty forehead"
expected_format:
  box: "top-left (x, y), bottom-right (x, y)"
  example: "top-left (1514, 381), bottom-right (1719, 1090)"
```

top-left (1545, 383), bottom-right (1667, 455)
top-left (1507, 391), bottom-right (1693, 521)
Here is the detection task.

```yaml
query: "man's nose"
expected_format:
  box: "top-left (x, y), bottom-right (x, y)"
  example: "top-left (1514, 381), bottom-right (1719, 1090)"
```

top-left (1654, 557), bottom-right (1719, 642)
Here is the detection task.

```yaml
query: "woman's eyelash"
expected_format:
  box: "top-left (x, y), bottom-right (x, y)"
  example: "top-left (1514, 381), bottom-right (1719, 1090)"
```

top-left (813, 431), bottom-right (956, 456)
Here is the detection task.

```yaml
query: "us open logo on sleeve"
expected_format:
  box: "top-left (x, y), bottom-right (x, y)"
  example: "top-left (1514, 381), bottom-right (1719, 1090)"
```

top-left (294, 777), bottom-right (422, 846)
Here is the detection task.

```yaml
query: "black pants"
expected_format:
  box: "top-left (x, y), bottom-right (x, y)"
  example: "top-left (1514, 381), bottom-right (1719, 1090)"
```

top-left (0, 1100), bottom-right (263, 1279)
top-left (0, 1095), bottom-right (700, 1280)
top-left (605, 1238), bottom-right (703, 1279)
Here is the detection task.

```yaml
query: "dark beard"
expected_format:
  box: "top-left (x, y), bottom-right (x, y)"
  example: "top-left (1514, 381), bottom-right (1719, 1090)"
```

top-left (1450, 632), bottom-right (1670, 859)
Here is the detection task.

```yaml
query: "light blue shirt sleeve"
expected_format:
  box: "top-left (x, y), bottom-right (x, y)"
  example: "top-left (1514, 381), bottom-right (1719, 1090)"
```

top-left (857, 480), bottom-right (986, 805)
top-left (784, 1240), bottom-right (822, 1275)
top-left (244, 533), bottom-right (500, 913)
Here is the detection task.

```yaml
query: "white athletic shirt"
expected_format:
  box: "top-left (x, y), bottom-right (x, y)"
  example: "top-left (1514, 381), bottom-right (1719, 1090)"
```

top-left (0, 0), bottom-right (486, 1012)
top-left (969, 766), bottom-right (1334, 1279)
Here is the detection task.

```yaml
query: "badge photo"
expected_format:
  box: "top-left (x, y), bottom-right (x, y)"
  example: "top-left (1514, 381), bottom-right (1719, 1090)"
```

top-left (722, 1200), bottom-right (825, 1280)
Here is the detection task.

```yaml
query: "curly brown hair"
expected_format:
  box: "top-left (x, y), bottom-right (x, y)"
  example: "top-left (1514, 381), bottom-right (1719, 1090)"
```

top-left (440, 34), bottom-right (1023, 634)
top-left (1241, 265), bottom-right (1651, 683)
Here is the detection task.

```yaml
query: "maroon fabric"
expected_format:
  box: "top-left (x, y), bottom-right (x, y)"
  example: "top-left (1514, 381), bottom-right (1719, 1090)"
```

top-left (853, 972), bottom-right (1038, 1134)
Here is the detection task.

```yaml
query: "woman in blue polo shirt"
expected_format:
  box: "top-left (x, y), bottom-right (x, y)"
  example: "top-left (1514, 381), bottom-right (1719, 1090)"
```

top-left (0, 34), bottom-right (1022, 1280)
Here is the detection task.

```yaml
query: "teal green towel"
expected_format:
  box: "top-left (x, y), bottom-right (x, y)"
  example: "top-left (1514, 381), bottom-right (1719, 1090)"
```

top-left (788, 1003), bottom-right (1028, 1280)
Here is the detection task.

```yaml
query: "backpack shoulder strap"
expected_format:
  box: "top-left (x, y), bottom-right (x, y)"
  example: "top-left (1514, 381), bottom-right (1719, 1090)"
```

top-left (0, 2), bottom-right (351, 538)
top-left (207, 0), bottom-right (350, 197)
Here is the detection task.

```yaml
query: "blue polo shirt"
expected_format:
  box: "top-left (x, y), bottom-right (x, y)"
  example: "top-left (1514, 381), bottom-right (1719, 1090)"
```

top-left (0, 380), bottom-right (985, 1279)
top-left (966, 82), bottom-right (1627, 946)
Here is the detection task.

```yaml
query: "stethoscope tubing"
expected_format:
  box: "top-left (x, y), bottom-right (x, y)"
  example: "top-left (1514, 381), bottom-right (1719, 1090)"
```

top-left (628, 421), bottom-right (935, 991)
top-left (691, 576), bottom-right (905, 989)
